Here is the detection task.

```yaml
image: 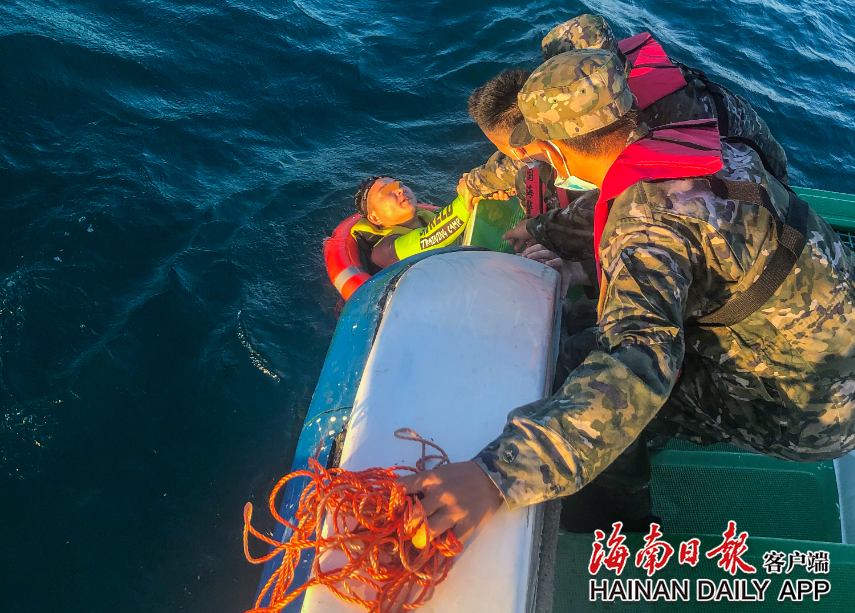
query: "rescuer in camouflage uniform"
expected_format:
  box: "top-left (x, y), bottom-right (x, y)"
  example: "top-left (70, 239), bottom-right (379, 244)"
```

top-left (400, 49), bottom-right (855, 538)
top-left (540, 14), bottom-right (789, 184)
top-left (465, 14), bottom-right (789, 214)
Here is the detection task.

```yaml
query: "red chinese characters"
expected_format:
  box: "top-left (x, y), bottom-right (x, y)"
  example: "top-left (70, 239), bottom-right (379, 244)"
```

top-left (588, 520), bottom-right (761, 578)
top-left (705, 520), bottom-right (757, 575)
top-left (635, 523), bottom-right (674, 576)
top-left (679, 538), bottom-right (701, 567)
top-left (589, 529), bottom-right (606, 574)
top-left (589, 522), bottom-right (632, 575)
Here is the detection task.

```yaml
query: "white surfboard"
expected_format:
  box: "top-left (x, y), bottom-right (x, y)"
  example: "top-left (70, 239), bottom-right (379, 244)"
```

top-left (300, 250), bottom-right (561, 613)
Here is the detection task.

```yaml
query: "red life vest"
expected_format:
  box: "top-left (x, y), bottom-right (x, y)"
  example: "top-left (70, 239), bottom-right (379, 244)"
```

top-left (593, 119), bottom-right (723, 287)
top-left (594, 120), bottom-right (811, 327)
top-left (525, 33), bottom-right (688, 216)
top-left (618, 32), bottom-right (687, 110)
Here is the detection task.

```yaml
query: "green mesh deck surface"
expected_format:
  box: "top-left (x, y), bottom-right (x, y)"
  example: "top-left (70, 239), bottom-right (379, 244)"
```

top-left (835, 229), bottom-right (855, 251)
top-left (553, 532), bottom-right (855, 612)
top-left (649, 450), bottom-right (841, 542)
top-left (663, 439), bottom-right (746, 453)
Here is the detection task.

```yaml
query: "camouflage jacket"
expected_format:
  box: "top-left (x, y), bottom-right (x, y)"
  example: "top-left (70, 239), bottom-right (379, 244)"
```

top-left (475, 141), bottom-right (855, 508)
top-left (465, 65), bottom-right (789, 202)
top-left (464, 151), bottom-right (522, 197)
top-left (526, 188), bottom-right (598, 262)
top-left (465, 153), bottom-right (547, 202)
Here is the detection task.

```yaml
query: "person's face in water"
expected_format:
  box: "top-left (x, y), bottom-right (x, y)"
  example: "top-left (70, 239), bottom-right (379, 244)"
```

top-left (366, 177), bottom-right (418, 226)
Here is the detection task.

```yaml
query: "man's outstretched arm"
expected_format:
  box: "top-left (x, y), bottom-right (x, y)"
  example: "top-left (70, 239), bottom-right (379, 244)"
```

top-left (399, 217), bottom-right (693, 540)
top-left (465, 151), bottom-right (524, 197)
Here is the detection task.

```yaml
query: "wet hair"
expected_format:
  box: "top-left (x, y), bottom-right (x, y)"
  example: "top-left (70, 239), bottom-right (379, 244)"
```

top-left (468, 69), bottom-right (531, 135)
top-left (558, 107), bottom-right (640, 158)
top-left (354, 175), bottom-right (390, 216)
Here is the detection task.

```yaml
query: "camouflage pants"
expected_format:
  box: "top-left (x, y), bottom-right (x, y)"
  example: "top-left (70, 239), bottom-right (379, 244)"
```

top-left (554, 297), bottom-right (851, 532)
top-left (556, 299), bottom-right (655, 531)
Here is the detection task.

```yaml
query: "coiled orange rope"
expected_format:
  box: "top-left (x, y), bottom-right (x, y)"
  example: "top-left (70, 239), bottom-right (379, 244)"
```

top-left (243, 428), bottom-right (463, 613)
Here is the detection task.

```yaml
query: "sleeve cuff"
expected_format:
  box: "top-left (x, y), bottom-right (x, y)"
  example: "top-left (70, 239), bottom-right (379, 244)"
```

top-left (472, 432), bottom-right (574, 509)
top-left (470, 454), bottom-right (512, 509)
top-left (526, 215), bottom-right (553, 251)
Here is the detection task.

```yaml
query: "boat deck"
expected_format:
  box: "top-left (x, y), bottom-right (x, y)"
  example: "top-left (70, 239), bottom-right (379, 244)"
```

top-left (553, 439), bottom-right (855, 610)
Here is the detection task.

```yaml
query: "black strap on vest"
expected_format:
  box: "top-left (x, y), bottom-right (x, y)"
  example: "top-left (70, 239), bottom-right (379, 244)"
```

top-left (643, 120), bottom-right (721, 151)
top-left (695, 178), bottom-right (809, 326)
top-left (631, 63), bottom-right (679, 69)
top-left (704, 81), bottom-right (730, 137)
top-left (646, 119), bottom-right (718, 134)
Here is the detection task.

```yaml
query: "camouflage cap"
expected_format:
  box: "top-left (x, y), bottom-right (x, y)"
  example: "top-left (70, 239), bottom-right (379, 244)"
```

top-left (509, 49), bottom-right (633, 146)
top-left (541, 14), bottom-right (620, 60)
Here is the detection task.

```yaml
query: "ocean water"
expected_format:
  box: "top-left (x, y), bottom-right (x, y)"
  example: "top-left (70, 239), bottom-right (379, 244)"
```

top-left (1, 1), bottom-right (853, 611)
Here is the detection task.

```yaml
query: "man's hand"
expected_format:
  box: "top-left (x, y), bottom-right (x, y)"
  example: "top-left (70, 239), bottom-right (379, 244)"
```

top-left (521, 243), bottom-right (590, 296)
top-left (456, 174), bottom-right (468, 197)
top-left (502, 219), bottom-right (536, 252)
top-left (521, 243), bottom-right (563, 268)
top-left (488, 189), bottom-right (513, 201)
top-left (397, 460), bottom-right (504, 545)
top-left (457, 174), bottom-right (480, 211)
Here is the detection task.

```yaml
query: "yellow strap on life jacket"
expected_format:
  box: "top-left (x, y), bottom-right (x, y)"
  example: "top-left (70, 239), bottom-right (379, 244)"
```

top-left (350, 209), bottom-right (436, 247)
top-left (393, 195), bottom-right (472, 260)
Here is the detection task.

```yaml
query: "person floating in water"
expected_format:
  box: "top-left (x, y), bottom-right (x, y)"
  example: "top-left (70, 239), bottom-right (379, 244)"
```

top-left (351, 176), bottom-right (475, 270)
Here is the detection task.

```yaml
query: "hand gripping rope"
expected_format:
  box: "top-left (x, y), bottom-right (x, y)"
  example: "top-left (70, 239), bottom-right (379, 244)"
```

top-left (243, 429), bottom-right (463, 613)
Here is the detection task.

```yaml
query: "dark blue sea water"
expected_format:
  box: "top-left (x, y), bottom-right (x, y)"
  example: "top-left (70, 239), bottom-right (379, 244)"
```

top-left (1, 1), bottom-right (853, 611)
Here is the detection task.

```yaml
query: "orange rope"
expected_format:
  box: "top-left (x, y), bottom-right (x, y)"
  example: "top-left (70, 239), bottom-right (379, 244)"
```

top-left (243, 428), bottom-right (463, 613)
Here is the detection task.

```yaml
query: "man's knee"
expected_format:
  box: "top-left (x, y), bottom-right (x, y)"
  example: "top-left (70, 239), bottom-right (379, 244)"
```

top-left (555, 325), bottom-right (599, 390)
top-left (559, 435), bottom-right (654, 532)
top-left (562, 296), bottom-right (598, 336)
